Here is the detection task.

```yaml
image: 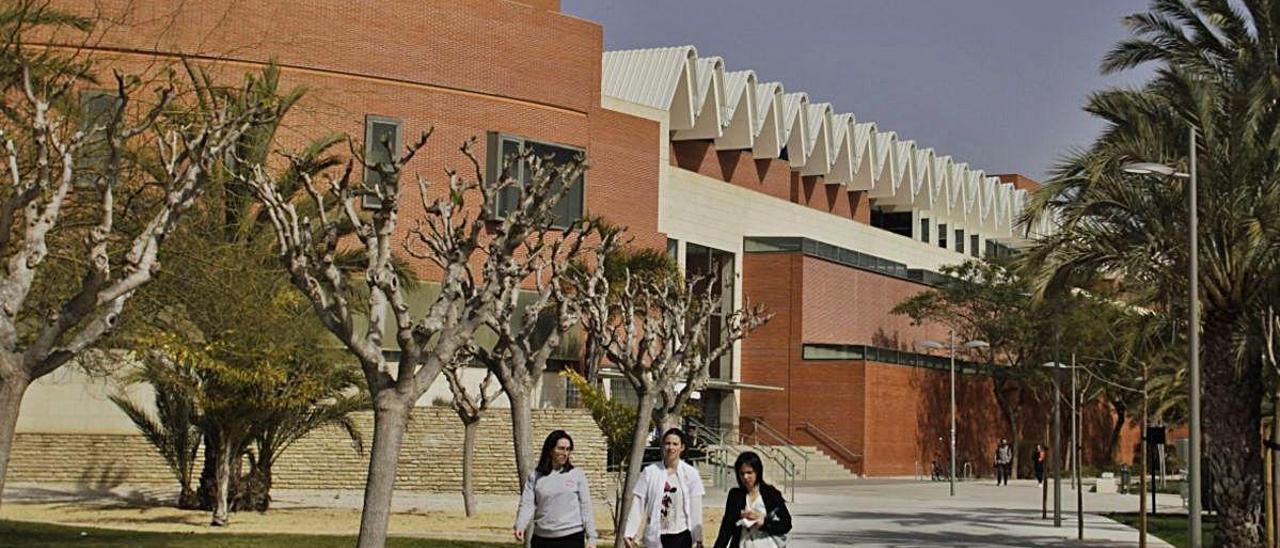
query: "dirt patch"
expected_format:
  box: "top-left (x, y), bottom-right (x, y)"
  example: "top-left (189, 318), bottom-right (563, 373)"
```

top-left (0, 499), bottom-right (724, 543)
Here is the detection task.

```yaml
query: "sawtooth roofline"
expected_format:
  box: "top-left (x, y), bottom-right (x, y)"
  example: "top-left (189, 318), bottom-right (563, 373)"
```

top-left (601, 45), bottom-right (1054, 242)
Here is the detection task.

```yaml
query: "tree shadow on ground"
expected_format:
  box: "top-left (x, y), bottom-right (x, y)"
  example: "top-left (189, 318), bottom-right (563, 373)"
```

top-left (791, 507), bottom-right (1142, 547)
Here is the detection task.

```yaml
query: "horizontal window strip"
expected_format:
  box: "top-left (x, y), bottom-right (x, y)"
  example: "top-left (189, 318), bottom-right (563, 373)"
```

top-left (801, 343), bottom-right (987, 374)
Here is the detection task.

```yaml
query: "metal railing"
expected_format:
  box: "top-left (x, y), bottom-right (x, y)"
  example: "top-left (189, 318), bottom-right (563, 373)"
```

top-left (798, 421), bottom-right (862, 476)
top-left (743, 416), bottom-right (810, 482)
top-left (685, 418), bottom-right (735, 490)
top-left (737, 435), bottom-right (799, 501)
top-left (686, 418), bottom-right (800, 501)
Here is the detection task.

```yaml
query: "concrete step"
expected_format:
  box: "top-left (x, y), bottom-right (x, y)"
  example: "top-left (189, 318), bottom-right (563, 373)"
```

top-left (707, 444), bottom-right (858, 482)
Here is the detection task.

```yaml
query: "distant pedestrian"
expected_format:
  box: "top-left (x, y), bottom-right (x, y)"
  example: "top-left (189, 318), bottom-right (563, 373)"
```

top-left (712, 451), bottom-right (791, 548)
top-left (625, 428), bottom-right (705, 548)
top-left (514, 430), bottom-right (598, 548)
top-left (994, 438), bottom-right (1013, 486)
top-left (1033, 444), bottom-right (1047, 485)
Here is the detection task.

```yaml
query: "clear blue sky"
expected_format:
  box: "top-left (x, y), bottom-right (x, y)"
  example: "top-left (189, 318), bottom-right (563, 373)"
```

top-left (562, 0), bottom-right (1155, 182)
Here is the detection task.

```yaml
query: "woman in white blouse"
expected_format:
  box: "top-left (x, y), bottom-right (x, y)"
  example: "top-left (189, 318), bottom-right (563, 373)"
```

top-left (624, 428), bottom-right (705, 548)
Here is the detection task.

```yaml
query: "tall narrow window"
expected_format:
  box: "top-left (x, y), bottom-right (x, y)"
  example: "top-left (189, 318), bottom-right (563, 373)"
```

top-left (970, 235), bottom-right (980, 258)
top-left (487, 133), bottom-right (586, 228)
top-left (955, 229), bottom-right (965, 254)
top-left (666, 238), bottom-right (679, 260)
top-left (686, 242), bottom-right (735, 381)
top-left (78, 90), bottom-right (120, 187)
top-left (920, 218), bottom-right (930, 244)
top-left (363, 115), bottom-right (402, 209)
top-left (938, 223), bottom-right (948, 249)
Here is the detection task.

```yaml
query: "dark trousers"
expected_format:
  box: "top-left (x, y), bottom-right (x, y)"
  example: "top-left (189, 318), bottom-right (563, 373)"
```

top-left (997, 463), bottom-right (1011, 485)
top-left (532, 531), bottom-right (585, 548)
top-left (1034, 461), bottom-right (1045, 484)
top-left (660, 530), bottom-right (693, 548)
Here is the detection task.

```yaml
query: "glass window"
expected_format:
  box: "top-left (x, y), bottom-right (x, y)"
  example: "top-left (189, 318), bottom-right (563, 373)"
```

top-left (920, 218), bottom-right (930, 243)
top-left (938, 224), bottom-right (948, 249)
top-left (686, 242), bottom-right (735, 380)
top-left (970, 235), bottom-right (980, 258)
top-left (77, 90), bottom-right (120, 188)
top-left (955, 229), bottom-right (965, 254)
top-left (363, 115), bottom-right (402, 209)
top-left (488, 133), bottom-right (586, 228)
top-left (666, 238), bottom-right (679, 260)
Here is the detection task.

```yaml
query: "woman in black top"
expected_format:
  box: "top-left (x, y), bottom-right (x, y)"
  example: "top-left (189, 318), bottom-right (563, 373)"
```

top-left (712, 452), bottom-right (792, 548)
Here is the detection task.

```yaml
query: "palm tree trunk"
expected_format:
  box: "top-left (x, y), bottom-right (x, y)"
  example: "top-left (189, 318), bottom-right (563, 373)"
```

top-left (0, 367), bottom-right (31, 510)
top-left (615, 390), bottom-right (656, 548)
top-left (356, 396), bottom-right (411, 548)
top-left (1272, 386), bottom-right (1280, 545)
top-left (508, 390), bottom-right (535, 492)
top-left (1202, 308), bottom-right (1265, 546)
top-left (462, 416), bottom-right (478, 517)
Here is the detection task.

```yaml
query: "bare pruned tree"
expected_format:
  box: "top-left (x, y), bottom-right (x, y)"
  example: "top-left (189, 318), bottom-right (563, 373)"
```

top-left (472, 210), bottom-right (595, 491)
top-left (574, 232), bottom-right (770, 547)
top-left (0, 49), bottom-right (276, 503)
top-left (442, 357), bottom-right (501, 518)
top-left (246, 130), bottom-right (593, 547)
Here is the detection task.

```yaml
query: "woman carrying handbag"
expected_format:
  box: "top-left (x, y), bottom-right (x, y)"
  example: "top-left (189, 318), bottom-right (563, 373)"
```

top-left (712, 452), bottom-right (792, 548)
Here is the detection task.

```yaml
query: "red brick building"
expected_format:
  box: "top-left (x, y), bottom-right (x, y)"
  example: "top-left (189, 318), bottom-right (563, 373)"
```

top-left (18, 0), bottom-right (1133, 480)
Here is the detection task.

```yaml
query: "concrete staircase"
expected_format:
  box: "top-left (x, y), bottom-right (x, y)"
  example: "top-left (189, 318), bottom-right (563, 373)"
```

top-left (793, 445), bottom-right (859, 480)
top-left (703, 444), bottom-right (859, 484)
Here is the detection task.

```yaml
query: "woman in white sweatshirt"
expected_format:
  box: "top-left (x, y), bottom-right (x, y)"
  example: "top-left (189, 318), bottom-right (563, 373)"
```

top-left (514, 430), bottom-right (598, 548)
top-left (624, 428), bottom-right (705, 548)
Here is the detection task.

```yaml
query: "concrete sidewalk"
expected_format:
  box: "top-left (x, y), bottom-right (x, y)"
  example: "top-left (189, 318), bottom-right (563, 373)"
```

top-left (788, 479), bottom-right (1178, 547)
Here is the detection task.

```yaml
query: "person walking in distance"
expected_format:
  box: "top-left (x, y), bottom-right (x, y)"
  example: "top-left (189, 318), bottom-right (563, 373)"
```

top-left (712, 451), bottom-right (792, 548)
top-left (994, 438), bottom-right (1013, 486)
top-left (514, 430), bottom-right (598, 548)
top-left (1033, 443), bottom-right (1047, 486)
top-left (625, 428), bottom-right (706, 548)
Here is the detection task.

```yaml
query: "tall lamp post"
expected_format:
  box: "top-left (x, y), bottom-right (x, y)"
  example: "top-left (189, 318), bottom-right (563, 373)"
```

top-left (1043, 360), bottom-right (1076, 528)
top-left (1122, 124), bottom-right (1201, 547)
top-left (920, 332), bottom-right (989, 497)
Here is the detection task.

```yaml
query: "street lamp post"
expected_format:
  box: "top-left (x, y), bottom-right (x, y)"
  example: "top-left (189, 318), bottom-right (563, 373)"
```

top-left (1122, 124), bottom-right (1201, 547)
top-left (920, 333), bottom-right (989, 497)
top-left (1044, 360), bottom-right (1069, 528)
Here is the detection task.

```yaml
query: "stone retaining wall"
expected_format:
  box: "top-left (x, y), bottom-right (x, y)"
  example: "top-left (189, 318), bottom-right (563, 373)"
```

top-left (9, 407), bottom-right (611, 498)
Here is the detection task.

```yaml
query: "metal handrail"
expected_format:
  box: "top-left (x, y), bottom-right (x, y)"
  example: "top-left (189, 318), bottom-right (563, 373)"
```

top-left (798, 421), bottom-right (862, 475)
top-left (684, 418), bottom-right (735, 490)
top-left (743, 416), bottom-right (810, 480)
top-left (737, 432), bottom-right (798, 501)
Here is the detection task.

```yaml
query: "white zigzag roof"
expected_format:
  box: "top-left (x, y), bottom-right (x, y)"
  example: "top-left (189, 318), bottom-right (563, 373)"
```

top-left (601, 46), bottom-right (1053, 241)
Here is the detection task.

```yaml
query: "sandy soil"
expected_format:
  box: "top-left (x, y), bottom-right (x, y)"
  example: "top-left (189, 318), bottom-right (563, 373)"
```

top-left (0, 484), bottom-right (725, 543)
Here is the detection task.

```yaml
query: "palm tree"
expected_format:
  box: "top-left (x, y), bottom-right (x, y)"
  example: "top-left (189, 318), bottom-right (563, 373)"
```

top-left (1021, 2), bottom-right (1280, 542)
top-left (109, 354), bottom-right (203, 509)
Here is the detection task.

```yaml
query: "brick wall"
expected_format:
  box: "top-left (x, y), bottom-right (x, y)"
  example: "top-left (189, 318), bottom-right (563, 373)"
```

top-left (9, 408), bottom-right (611, 497)
top-left (800, 256), bottom-right (949, 347)
top-left (742, 250), bottom-right (1139, 476)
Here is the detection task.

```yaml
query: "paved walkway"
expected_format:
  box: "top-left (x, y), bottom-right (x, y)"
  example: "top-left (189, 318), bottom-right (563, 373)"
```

top-left (787, 478), bottom-right (1178, 547)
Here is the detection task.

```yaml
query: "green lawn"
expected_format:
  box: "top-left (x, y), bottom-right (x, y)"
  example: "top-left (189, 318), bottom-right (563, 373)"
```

top-left (0, 520), bottom-right (509, 547)
top-left (1106, 512), bottom-right (1216, 548)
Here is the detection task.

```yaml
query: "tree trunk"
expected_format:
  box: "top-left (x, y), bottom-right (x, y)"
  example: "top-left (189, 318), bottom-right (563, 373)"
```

top-left (615, 391), bottom-right (656, 548)
top-left (1202, 308), bottom-right (1265, 546)
top-left (356, 396), bottom-right (411, 548)
top-left (462, 416), bottom-right (478, 517)
top-left (0, 370), bottom-right (31, 509)
top-left (1271, 385), bottom-right (1280, 545)
top-left (198, 433), bottom-right (218, 511)
top-left (1107, 401), bottom-right (1126, 464)
top-left (211, 432), bottom-right (233, 526)
top-left (994, 380), bottom-right (1020, 479)
top-left (508, 390), bottom-right (535, 491)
